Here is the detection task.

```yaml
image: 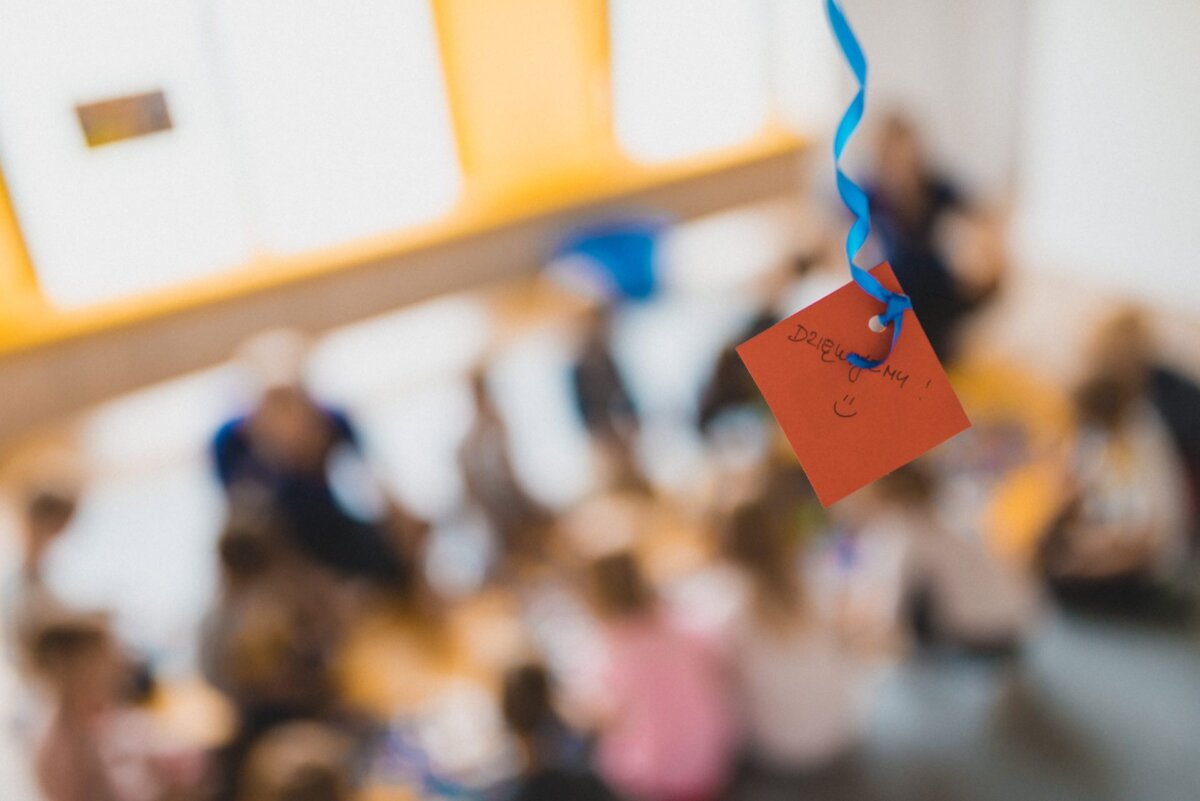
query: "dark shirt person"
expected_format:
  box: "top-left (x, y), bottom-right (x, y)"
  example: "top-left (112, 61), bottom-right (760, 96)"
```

top-left (571, 308), bottom-right (639, 444)
top-left (500, 662), bottom-right (615, 801)
top-left (212, 384), bottom-right (406, 584)
top-left (1088, 309), bottom-right (1200, 541)
top-left (1150, 366), bottom-right (1200, 532)
top-left (459, 369), bottom-right (553, 565)
top-left (696, 252), bottom-right (832, 433)
top-left (866, 114), bottom-right (1001, 361)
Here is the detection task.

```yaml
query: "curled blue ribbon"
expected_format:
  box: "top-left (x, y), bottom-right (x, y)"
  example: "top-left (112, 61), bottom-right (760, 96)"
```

top-left (825, 0), bottom-right (911, 369)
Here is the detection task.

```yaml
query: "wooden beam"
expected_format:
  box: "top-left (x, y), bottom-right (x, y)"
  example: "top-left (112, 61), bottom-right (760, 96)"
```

top-left (0, 137), bottom-right (802, 446)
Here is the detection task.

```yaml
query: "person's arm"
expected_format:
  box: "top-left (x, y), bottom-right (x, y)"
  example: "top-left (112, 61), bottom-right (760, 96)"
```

top-left (210, 418), bottom-right (248, 489)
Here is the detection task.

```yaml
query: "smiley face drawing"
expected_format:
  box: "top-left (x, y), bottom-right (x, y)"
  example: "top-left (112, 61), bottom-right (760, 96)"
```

top-left (833, 394), bottom-right (858, 419)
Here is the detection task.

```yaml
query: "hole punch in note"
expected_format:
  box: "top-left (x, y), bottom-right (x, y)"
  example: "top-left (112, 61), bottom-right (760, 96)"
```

top-left (736, 263), bottom-right (970, 507)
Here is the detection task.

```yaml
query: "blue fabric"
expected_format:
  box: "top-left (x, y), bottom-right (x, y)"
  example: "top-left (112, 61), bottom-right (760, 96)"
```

top-left (211, 410), bottom-right (404, 583)
top-left (826, 0), bottom-right (911, 369)
top-left (553, 218), bottom-right (664, 301)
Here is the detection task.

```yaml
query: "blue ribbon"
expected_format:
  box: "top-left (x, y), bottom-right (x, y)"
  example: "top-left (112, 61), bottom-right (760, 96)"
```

top-left (825, 0), bottom-right (911, 369)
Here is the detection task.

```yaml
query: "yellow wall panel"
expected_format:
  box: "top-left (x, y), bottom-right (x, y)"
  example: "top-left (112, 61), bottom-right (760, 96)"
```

top-left (432, 0), bottom-right (616, 197)
top-left (0, 0), bottom-right (800, 359)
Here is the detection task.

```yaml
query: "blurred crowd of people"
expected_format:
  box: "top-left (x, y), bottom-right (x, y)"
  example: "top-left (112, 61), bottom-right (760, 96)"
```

top-left (5, 116), bottom-right (1199, 801)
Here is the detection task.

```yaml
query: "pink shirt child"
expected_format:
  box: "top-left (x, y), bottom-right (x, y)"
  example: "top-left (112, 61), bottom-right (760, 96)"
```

top-left (596, 612), bottom-right (737, 801)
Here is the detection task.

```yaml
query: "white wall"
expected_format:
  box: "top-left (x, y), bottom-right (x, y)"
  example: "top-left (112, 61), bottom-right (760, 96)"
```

top-left (848, 0), bottom-right (1031, 199)
top-left (1014, 0), bottom-right (1200, 313)
top-left (829, 0), bottom-right (1199, 314)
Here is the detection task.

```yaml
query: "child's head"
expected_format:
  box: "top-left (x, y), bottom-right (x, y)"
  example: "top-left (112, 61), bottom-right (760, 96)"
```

top-left (24, 487), bottom-right (77, 535)
top-left (32, 617), bottom-right (120, 711)
top-left (760, 457), bottom-right (824, 532)
top-left (1073, 375), bottom-right (1138, 433)
top-left (501, 662), bottom-right (555, 739)
top-left (874, 463), bottom-right (936, 510)
top-left (21, 486), bottom-right (78, 566)
top-left (588, 551), bottom-right (653, 619)
top-left (219, 528), bottom-right (273, 582)
top-left (1087, 306), bottom-right (1153, 386)
top-left (239, 721), bottom-right (353, 801)
top-left (724, 501), bottom-right (801, 619)
top-left (875, 111), bottom-right (926, 189)
top-left (251, 385), bottom-right (333, 471)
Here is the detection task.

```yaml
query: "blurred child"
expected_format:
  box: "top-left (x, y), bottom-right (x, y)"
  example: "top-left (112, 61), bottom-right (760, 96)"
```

top-left (237, 721), bottom-right (354, 801)
top-left (500, 661), bottom-right (614, 801)
top-left (1086, 308), bottom-right (1200, 540)
top-left (459, 368), bottom-right (554, 567)
top-left (213, 339), bottom-right (409, 585)
top-left (1040, 375), bottom-right (1189, 605)
top-left (697, 243), bottom-right (845, 436)
top-left (571, 307), bottom-right (649, 495)
top-left (7, 485), bottom-right (78, 667)
top-left (33, 618), bottom-right (122, 801)
top-left (33, 618), bottom-right (201, 801)
top-left (871, 464), bottom-right (1037, 654)
top-left (586, 551), bottom-right (736, 801)
top-left (571, 307), bottom-right (639, 448)
top-left (722, 502), bottom-right (869, 774)
top-left (201, 496), bottom-right (352, 715)
top-left (200, 493), bottom-right (358, 800)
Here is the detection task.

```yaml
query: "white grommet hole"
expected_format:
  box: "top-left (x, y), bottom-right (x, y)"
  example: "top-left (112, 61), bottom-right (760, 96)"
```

top-left (868, 315), bottom-right (886, 333)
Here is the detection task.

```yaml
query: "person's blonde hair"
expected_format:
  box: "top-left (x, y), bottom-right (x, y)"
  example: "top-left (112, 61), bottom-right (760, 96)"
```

top-left (239, 722), bottom-right (353, 801)
top-left (588, 551), bottom-right (653, 618)
top-left (29, 616), bottom-right (114, 690)
top-left (724, 502), bottom-right (803, 627)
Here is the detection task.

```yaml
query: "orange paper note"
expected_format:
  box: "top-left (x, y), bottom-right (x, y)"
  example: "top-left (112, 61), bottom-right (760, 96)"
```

top-left (737, 263), bottom-right (970, 506)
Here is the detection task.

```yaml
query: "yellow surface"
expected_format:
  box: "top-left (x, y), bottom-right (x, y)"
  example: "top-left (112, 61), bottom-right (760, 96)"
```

top-left (359, 789), bottom-right (419, 801)
top-left (984, 458), bottom-right (1067, 567)
top-left (0, 0), bottom-right (802, 357)
top-left (148, 676), bottom-right (238, 750)
top-left (433, 0), bottom-right (615, 197)
top-left (949, 359), bottom-right (1072, 449)
top-left (338, 592), bottom-right (522, 717)
top-left (951, 359), bottom-right (1073, 567)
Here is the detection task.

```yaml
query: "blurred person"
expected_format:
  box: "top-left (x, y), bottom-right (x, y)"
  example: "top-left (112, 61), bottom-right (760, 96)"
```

top-left (592, 433), bottom-right (654, 499)
top-left (1087, 307), bottom-right (1200, 540)
top-left (236, 721), bottom-right (354, 801)
top-left (873, 465), bottom-right (1038, 654)
top-left (1039, 374), bottom-right (1189, 609)
top-left (499, 661), bottom-right (615, 801)
top-left (696, 241), bottom-right (864, 507)
top-left (867, 113), bottom-right (1005, 361)
top-left (586, 551), bottom-right (737, 801)
top-left (571, 307), bottom-right (643, 479)
top-left (5, 482), bottom-right (102, 752)
top-left (697, 243), bottom-right (845, 436)
top-left (721, 501), bottom-right (871, 781)
top-left (696, 289), bottom-right (779, 436)
top-left (212, 339), bottom-right (415, 584)
top-left (5, 477), bottom-right (187, 788)
top-left (459, 368), bottom-right (555, 568)
top-left (200, 491), bottom-right (360, 800)
top-left (758, 439), bottom-right (827, 541)
top-left (32, 618), bottom-right (203, 801)
top-left (6, 484), bottom-right (79, 667)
